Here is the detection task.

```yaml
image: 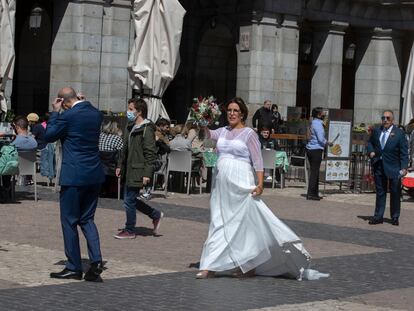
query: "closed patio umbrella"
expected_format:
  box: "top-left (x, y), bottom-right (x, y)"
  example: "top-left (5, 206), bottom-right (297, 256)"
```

top-left (0, 0), bottom-right (15, 114)
top-left (128, 0), bottom-right (186, 122)
top-left (402, 43), bottom-right (414, 126)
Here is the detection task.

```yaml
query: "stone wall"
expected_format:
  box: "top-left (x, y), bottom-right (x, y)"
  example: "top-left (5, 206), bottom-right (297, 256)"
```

top-left (354, 28), bottom-right (402, 125)
top-left (50, 0), bottom-right (132, 112)
top-left (236, 16), bottom-right (299, 119)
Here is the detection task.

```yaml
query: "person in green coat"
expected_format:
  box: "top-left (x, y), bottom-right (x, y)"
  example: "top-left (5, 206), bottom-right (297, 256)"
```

top-left (114, 98), bottom-right (164, 239)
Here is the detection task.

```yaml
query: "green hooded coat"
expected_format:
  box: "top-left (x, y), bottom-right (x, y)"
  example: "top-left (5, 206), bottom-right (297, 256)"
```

top-left (118, 119), bottom-right (157, 188)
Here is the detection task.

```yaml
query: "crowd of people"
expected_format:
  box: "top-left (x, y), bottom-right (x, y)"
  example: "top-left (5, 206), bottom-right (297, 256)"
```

top-left (39, 87), bottom-right (328, 283)
top-left (1, 87), bottom-right (408, 284)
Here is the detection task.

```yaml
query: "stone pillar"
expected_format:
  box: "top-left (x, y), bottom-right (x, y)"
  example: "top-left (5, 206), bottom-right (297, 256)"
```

top-left (274, 16), bottom-right (299, 119)
top-left (236, 16), bottom-right (299, 121)
top-left (354, 28), bottom-right (402, 125)
top-left (311, 21), bottom-right (348, 110)
top-left (50, 0), bottom-right (132, 112)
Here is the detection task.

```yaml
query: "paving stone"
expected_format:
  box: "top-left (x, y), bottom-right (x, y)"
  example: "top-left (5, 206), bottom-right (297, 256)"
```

top-left (1, 182), bottom-right (414, 310)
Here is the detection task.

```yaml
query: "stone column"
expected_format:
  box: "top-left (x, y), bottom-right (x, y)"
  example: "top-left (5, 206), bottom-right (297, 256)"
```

top-left (274, 16), bottom-right (299, 119)
top-left (237, 16), bottom-right (277, 115)
top-left (311, 21), bottom-right (348, 110)
top-left (50, 0), bottom-right (132, 112)
top-left (236, 16), bottom-right (299, 121)
top-left (354, 28), bottom-right (402, 125)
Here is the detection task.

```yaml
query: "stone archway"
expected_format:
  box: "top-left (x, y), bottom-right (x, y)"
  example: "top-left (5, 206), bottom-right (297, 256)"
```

top-left (193, 23), bottom-right (237, 104)
top-left (11, 0), bottom-right (53, 116)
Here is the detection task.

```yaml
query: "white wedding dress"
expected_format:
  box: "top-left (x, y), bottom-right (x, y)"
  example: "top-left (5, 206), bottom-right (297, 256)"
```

top-left (199, 127), bottom-right (328, 280)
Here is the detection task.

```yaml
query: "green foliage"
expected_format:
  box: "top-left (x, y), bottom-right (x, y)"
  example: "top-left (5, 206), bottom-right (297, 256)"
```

top-left (4, 110), bottom-right (15, 122)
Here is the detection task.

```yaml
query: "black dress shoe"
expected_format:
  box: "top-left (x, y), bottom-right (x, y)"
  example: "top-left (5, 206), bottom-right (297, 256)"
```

top-left (368, 218), bottom-right (383, 225)
top-left (306, 196), bottom-right (320, 201)
top-left (391, 218), bottom-right (399, 226)
top-left (84, 262), bottom-right (104, 282)
top-left (50, 268), bottom-right (82, 280)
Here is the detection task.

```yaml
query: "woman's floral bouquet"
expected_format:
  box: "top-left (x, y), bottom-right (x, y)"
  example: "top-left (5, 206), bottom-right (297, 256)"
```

top-left (189, 96), bottom-right (221, 126)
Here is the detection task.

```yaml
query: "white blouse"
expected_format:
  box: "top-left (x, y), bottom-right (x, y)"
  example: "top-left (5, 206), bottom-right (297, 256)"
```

top-left (209, 127), bottom-right (264, 171)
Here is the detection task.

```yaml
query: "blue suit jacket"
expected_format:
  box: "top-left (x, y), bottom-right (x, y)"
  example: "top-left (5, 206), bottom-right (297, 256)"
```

top-left (45, 101), bottom-right (105, 186)
top-left (367, 126), bottom-right (409, 178)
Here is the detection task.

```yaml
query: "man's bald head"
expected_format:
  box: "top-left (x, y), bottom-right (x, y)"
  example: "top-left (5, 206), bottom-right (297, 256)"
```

top-left (57, 87), bottom-right (78, 109)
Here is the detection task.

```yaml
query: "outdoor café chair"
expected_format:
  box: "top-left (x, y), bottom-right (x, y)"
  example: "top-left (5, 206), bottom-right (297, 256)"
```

top-left (262, 149), bottom-right (277, 189)
top-left (17, 150), bottom-right (38, 202)
top-left (164, 150), bottom-right (202, 196)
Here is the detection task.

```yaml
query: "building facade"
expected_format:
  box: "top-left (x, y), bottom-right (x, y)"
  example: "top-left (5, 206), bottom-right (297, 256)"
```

top-left (9, 0), bottom-right (414, 124)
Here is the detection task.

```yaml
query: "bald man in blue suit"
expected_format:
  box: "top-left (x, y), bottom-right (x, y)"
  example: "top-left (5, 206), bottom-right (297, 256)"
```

top-left (46, 87), bottom-right (105, 282)
top-left (367, 110), bottom-right (408, 226)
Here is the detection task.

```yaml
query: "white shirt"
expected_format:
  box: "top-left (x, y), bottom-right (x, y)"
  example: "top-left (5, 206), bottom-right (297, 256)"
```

top-left (379, 125), bottom-right (393, 147)
top-left (71, 100), bottom-right (85, 108)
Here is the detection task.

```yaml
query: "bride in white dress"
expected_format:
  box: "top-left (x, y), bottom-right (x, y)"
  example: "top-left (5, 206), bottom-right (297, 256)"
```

top-left (197, 97), bottom-right (328, 280)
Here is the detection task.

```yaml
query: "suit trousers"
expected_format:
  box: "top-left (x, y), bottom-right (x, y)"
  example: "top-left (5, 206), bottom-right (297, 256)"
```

top-left (373, 162), bottom-right (401, 220)
top-left (60, 184), bottom-right (102, 272)
top-left (306, 149), bottom-right (323, 197)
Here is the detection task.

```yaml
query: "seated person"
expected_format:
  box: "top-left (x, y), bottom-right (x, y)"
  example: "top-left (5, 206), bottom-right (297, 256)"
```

top-left (99, 120), bottom-right (123, 152)
top-left (11, 116), bottom-right (38, 151)
top-left (170, 123), bottom-right (206, 185)
top-left (169, 123), bottom-right (198, 151)
top-left (28, 113), bottom-right (55, 185)
top-left (140, 119), bottom-right (171, 200)
top-left (3, 116), bottom-right (37, 187)
top-left (27, 113), bottom-right (47, 151)
top-left (259, 127), bottom-right (279, 150)
top-left (99, 120), bottom-right (123, 197)
top-left (155, 118), bottom-right (173, 144)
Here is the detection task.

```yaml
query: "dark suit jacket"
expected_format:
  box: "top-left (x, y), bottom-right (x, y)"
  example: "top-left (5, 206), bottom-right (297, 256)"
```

top-left (367, 125), bottom-right (409, 178)
top-left (45, 101), bottom-right (105, 186)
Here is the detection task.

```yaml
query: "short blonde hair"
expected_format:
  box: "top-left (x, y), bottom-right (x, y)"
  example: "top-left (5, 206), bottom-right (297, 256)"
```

top-left (102, 120), bottom-right (122, 136)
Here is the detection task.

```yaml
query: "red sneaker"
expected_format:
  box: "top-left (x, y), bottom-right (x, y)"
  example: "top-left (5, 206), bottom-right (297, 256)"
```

top-left (113, 229), bottom-right (136, 239)
top-left (152, 212), bottom-right (164, 235)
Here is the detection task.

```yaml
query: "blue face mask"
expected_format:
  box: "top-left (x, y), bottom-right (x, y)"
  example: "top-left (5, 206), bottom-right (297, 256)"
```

top-left (127, 111), bottom-right (136, 122)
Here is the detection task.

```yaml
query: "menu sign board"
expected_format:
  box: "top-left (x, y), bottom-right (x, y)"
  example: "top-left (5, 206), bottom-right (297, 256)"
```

top-left (326, 160), bottom-right (350, 181)
top-left (327, 121), bottom-right (352, 158)
top-left (324, 109), bottom-right (353, 183)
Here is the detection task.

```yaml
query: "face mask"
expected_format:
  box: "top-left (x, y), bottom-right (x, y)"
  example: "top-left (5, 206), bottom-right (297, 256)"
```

top-left (127, 111), bottom-right (136, 122)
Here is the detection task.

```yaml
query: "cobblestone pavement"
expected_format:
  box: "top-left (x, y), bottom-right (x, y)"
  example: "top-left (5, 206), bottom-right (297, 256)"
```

top-left (1, 182), bottom-right (414, 310)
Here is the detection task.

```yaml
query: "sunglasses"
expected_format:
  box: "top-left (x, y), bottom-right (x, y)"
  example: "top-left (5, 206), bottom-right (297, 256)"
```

top-left (381, 116), bottom-right (391, 121)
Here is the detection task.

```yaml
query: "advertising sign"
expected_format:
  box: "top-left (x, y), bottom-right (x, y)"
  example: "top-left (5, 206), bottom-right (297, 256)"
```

top-left (326, 160), bottom-right (350, 181)
top-left (327, 121), bottom-right (352, 158)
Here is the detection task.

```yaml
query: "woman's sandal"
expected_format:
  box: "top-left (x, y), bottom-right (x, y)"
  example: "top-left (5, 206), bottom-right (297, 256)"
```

top-left (196, 270), bottom-right (215, 279)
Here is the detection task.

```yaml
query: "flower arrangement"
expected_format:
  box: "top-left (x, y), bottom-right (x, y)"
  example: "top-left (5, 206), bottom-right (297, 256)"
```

top-left (189, 96), bottom-right (221, 126)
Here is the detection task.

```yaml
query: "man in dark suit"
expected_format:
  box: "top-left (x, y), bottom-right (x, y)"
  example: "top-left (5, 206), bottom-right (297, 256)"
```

top-left (45, 87), bottom-right (105, 281)
top-left (367, 110), bottom-right (408, 226)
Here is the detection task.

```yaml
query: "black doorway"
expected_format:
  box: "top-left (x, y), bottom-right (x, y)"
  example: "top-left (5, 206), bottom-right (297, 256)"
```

top-left (11, 0), bottom-right (53, 116)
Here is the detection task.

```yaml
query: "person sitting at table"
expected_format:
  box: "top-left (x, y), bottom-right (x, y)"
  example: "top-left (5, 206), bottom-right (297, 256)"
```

top-left (11, 116), bottom-right (38, 151)
top-left (28, 112), bottom-right (54, 185)
top-left (259, 127), bottom-right (279, 150)
top-left (169, 123), bottom-right (198, 151)
top-left (140, 119), bottom-right (172, 200)
top-left (99, 120), bottom-right (123, 197)
top-left (11, 116), bottom-right (38, 186)
top-left (170, 123), bottom-right (205, 186)
top-left (155, 118), bottom-right (173, 144)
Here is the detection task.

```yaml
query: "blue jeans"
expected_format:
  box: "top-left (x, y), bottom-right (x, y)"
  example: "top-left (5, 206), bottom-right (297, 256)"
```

top-left (40, 143), bottom-right (55, 179)
top-left (124, 186), bottom-right (161, 232)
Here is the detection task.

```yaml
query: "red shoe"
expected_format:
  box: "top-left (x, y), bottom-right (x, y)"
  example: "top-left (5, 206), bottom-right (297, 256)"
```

top-left (152, 212), bottom-right (164, 235)
top-left (113, 229), bottom-right (136, 239)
